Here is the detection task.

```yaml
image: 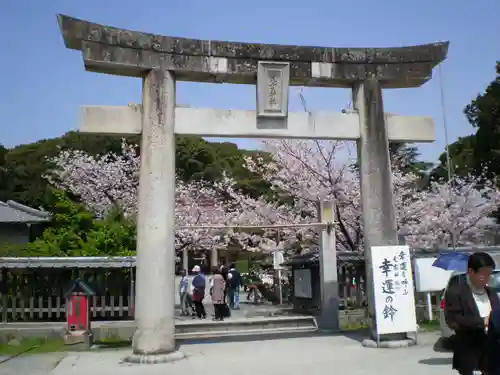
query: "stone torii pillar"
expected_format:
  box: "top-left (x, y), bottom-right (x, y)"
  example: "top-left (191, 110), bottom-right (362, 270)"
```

top-left (133, 69), bottom-right (179, 362)
top-left (57, 14), bottom-right (448, 360)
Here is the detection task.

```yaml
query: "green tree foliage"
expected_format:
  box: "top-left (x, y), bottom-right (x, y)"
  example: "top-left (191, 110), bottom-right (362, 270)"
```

top-left (26, 189), bottom-right (136, 257)
top-left (464, 62), bottom-right (500, 179)
top-left (352, 142), bottom-right (430, 182)
top-left (1, 133), bottom-right (131, 208)
top-left (0, 239), bottom-right (29, 257)
top-left (0, 132), bottom-right (267, 208)
top-left (174, 136), bottom-right (269, 199)
top-left (389, 142), bottom-right (433, 175)
top-left (0, 144), bottom-right (10, 202)
top-left (0, 144), bottom-right (7, 166)
top-left (430, 62), bottom-right (500, 182)
top-left (430, 135), bottom-right (477, 181)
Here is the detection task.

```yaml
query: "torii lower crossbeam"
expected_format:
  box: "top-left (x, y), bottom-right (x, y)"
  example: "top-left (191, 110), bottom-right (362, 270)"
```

top-left (80, 105), bottom-right (435, 143)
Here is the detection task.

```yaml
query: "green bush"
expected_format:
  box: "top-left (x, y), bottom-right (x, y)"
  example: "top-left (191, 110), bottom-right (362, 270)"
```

top-left (26, 189), bottom-right (136, 257)
top-left (0, 238), bottom-right (28, 257)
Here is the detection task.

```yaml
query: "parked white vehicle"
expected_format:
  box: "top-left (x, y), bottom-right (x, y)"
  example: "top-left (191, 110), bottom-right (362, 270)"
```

top-left (438, 270), bottom-right (500, 350)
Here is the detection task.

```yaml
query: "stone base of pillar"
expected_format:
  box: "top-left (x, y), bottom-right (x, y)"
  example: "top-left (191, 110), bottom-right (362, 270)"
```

top-left (360, 329), bottom-right (415, 349)
top-left (123, 351), bottom-right (185, 364)
top-left (126, 326), bottom-right (181, 364)
top-left (361, 337), bottom-right (417, 349)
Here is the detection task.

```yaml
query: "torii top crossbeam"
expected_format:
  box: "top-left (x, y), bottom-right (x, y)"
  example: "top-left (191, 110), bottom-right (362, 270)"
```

top-left (57, 14), bottom-right (449, 88)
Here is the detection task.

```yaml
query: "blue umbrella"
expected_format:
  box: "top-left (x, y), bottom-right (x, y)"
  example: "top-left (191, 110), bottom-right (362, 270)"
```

top-left (432, 252), bottom-right (470, 272)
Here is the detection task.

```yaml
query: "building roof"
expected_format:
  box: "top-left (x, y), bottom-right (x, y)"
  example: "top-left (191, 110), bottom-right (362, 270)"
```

top-left (0, 200), bottom-right (51, 224)
top-left (64, 279), bottom-right (96, 297)
top-left (0, 256), bottom-right (136, 269)
top-left (3, 247), bottom-right (500, 269)
top-left (283, 249), bottom-right (364, 266)
top-left (283, 246), bottom-right (500, 267)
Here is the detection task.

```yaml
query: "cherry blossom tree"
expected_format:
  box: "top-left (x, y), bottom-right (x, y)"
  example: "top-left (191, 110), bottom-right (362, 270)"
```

top-left (46, 137), bottom-right (500, 255)
top-left (403, 171), bottom-right (500, 248)
top-left (213, 174), bottom-right (316, 253)
top-left (224, 139), bottom-right (417, 251)
top-left (45, 143), bottom-right (140, 218)
top-left (45, 142), bottom-right (235, 253)
top-left (223, 138), bottom-right (500, 251)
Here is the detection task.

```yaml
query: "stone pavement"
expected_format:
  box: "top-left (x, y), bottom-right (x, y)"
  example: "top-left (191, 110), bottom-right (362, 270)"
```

top-left (0, 353), bottom-right (66, 375)
top-left (46, 333), bottom-right (455, 375)
top-left (176, 301), bottom-right (286, 320)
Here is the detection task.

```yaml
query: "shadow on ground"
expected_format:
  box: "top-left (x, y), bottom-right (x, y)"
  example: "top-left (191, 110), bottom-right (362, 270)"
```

top-left (95, 340), bottom-right (131, 350)
top-left (418, 357), bottom-right (452, 366)
top-left (337, 329), bottom-right (370, 344)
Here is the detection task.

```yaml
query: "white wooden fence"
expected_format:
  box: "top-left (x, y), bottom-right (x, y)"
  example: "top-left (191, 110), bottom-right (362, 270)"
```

top-left (1, 295), bottom-right (135, 322)
top-left (0, 257), bottom-right (136, 322)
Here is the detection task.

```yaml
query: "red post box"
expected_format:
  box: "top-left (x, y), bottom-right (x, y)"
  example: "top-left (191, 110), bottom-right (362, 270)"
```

top-left (63, 279), bottom-right (95, 348)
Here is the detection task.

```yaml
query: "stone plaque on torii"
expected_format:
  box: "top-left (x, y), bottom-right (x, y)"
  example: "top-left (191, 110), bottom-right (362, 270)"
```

top-left (57, 14), bottom-right (448, 362)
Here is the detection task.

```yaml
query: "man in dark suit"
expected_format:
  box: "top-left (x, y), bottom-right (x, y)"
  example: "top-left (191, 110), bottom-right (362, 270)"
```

top-left (445, 252), bottom-right (500, 375)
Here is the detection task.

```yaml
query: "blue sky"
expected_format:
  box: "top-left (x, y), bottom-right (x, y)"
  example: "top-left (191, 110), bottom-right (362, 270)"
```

top-left (1, 0), bottom-right (499, 164)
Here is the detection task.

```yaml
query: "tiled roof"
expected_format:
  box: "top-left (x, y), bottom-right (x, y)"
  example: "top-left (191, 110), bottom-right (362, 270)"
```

top-left (283, 249), bottom-right (364, 266)
top-left (0, 200), bottom-right (51, 223)
top-left (0, 256), bottom-right (136, 269)
top-left (284, 246), bottom-right (500, 266)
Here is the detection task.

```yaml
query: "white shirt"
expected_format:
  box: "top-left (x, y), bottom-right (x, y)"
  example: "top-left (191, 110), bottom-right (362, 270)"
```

top-left (467, 277), bottom-right (491, 320)
top-left (472, 292), bottom-right (491, 318)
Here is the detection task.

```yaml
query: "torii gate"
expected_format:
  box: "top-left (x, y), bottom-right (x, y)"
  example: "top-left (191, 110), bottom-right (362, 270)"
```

top-left (57, 14), bottom-right (448, 362)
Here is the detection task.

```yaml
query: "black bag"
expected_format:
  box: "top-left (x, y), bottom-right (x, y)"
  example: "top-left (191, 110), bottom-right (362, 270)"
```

top-left (223, 303), bottom-right (231, 318)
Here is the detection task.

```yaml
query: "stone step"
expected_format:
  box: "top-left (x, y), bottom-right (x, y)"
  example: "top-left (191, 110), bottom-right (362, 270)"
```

top-left (176, 325), bottom-right (318, 340)
top-left (0, 316), bottom-right (318, 343)
top-left (176, 316), bottom-right (318, 337)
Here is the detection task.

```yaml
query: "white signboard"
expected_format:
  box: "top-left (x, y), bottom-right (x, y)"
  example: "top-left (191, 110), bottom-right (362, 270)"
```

top-left (294, 269), bottom-right (312, 298)
top-left (414, 257), bottom-right (453, 292)
top-left (371, 245), bottom-right (417, 335)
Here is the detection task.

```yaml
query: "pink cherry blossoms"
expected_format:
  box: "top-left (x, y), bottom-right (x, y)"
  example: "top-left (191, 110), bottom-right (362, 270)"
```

top-left (46, 142), bottom-right (236, 252)
top-left (403, 171), bottom-right (500, 248)
top-left (230, 139), bottom-right (500, 250)
top-left (233, 139), bottom-right (411, 250)
top-left (46, 138), bottom-right (500, 254)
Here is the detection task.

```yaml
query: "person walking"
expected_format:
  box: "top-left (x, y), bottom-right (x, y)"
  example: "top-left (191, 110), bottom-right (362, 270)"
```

top-left (228, 264), bottom-right (241, 310)
top-left (210, 269), bottom-right (226, 321)
top-left (191, 265), bottom-right (206, 319)
top-left (445, 252), bottom-right (500, 375)
top-left (179, 269), bottom-right (190, 316)
top-left (220, 265), bottom-right (231, 318)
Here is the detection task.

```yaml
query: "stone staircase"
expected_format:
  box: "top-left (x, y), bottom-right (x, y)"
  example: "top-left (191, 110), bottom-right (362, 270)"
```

top-left (0, 316), bottom-right (318, 343)
top-left (175, 316), bottom-right (318, 339)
